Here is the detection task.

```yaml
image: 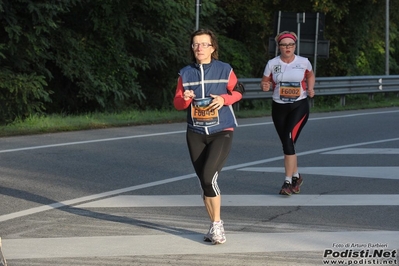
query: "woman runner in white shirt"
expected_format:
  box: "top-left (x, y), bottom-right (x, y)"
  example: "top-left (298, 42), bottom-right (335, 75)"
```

top-left (261, 31), bottom-right (315, 195)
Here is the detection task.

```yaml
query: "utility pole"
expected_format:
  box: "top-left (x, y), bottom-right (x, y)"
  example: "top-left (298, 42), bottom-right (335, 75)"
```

top-left (296, 12), bottom-right (305, 56)
top-left (385, 0), bottom-right (390, 75)
top-left (313, 12), bottom-right (320, 77)
top-left (195, 0), bottom-right (201, 30)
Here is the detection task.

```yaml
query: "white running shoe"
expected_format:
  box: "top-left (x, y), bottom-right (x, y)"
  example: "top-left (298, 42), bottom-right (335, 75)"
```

top-left (203, 221), bottom-right (226, 244)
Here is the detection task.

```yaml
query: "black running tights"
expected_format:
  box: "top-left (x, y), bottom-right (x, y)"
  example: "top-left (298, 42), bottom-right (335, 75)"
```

top-left (186, 129), bottom-right (233, 197)
top-left (271, 99), bottom-right (309, 155)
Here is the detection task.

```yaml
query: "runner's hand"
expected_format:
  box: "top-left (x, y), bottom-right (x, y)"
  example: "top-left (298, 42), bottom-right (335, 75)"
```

top-left (308, 88), bottom-right (315, 98)
top-left (183, 90), bottom-right (195, 101)
top-left (261, 81), bottom-right (271, 91)
top-left (210, 94), bottom-right (225, 110)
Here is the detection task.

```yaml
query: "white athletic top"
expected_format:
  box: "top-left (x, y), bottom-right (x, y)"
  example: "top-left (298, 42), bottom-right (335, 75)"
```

top-left (263, 55), bottom-right (312, 104)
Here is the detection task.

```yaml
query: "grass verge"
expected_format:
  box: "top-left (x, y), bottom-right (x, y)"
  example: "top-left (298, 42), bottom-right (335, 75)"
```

top-left (1, 93), bottom-right (398, 137)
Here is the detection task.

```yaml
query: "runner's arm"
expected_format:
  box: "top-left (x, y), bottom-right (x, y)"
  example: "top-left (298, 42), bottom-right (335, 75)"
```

top-left (173, 77), bottom-right (192, 110)
top-left (220, 71), bottom-right (242, 105)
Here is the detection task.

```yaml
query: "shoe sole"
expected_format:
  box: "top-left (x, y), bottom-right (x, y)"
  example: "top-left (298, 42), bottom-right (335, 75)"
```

top-left (205, 237), bottom-right (226, 244)
top-left (212, 239), bottom-right (226, 245)
top-left (204, 235), bottom-right (226, 244)
top-left (279, 190), bottom-right (292, 196)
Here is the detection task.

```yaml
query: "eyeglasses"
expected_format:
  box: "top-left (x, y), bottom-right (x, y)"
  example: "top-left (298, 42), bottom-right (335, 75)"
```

top-left (192, 43), bottom-right (213, 49)
top-left (279, 43), bottom-right (296, 48)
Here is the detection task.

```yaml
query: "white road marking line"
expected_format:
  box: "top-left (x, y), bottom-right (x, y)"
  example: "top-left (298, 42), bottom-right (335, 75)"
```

top-left (237, 109), bottom-right (399, 128)
top-left (3, 231), bottom-right (399, 259)
top-left (75, 194), bottom-right (399, 208)
top-left (323, 148), bottom-right (399, 154)
top-left (239, 167), bottom-right (399, 179)
top-left (0, 131), bottom-right (186, 153)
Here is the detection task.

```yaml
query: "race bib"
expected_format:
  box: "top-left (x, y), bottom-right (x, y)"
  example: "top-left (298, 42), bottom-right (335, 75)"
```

top-left (191, 98), bottom-right (219, 127)
top-left (279, 82), bottom-right (301, 102)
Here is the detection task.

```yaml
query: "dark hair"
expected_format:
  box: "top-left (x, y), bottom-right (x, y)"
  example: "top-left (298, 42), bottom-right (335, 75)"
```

top-left (190, 29), bottom-right (219, 62)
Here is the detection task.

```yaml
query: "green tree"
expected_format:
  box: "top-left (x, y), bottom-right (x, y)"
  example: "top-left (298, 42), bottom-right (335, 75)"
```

top-left (1, 0), bottom-right (398, 124)
top-left (312, 0), bottom-right (389, 76)
top-left (0, 0), bottom-right (61, 123)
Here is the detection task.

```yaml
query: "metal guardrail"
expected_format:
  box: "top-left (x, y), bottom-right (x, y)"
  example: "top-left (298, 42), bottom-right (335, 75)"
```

top-left (239, 75), bottom-right (399, 106)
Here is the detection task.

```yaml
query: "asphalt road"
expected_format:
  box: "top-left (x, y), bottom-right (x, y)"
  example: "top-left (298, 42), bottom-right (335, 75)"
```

top-left (1, 107), bottom-right (399, 266)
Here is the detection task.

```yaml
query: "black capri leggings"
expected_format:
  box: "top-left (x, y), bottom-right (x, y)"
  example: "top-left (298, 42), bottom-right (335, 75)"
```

top-left (186, 129), bottom-right (233, 197)
top-left (272, 98), bottom-right (309, 155)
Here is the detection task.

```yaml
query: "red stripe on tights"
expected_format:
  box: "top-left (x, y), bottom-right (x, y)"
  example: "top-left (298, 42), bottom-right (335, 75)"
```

top-left (291, 115), bottom-right (307, 142)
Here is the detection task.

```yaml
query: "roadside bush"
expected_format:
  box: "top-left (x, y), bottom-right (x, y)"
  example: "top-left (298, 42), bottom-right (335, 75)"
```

top-left (0, 70), bottom-right (51, 124)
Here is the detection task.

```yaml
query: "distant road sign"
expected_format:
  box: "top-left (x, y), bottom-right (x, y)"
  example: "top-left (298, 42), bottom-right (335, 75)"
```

top-left (273, 11), bottom-right (325, 40)
top-left (270, 11), bottom-right (330, 59)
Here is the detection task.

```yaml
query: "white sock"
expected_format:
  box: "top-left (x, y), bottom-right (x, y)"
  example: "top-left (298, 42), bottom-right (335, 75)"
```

top-left (293, 172), bottom-right (299, 178)
top-left (285, 176), bottom-right (292, 183)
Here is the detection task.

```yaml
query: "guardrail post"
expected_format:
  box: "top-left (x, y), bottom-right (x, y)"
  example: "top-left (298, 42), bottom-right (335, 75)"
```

top-left (309, 97), bottom-right (314, 108)
top-left (368, 93), bottom-right (374, 101)
top-left (340, 95), bottom-right (346, 106)
top-left (233, 102), bottom-right (240, 112)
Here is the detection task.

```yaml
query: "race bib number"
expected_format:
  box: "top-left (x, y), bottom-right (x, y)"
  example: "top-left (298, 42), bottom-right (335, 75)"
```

top-left (191, 104), bottom-right (219, 127)
top-left (280, 82), bottom-right (301, 102)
